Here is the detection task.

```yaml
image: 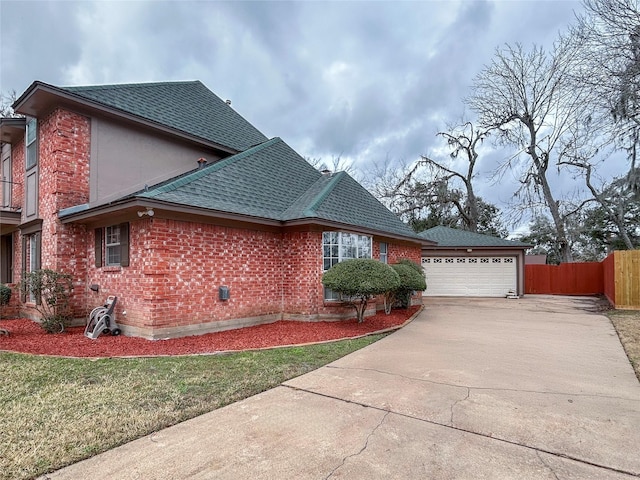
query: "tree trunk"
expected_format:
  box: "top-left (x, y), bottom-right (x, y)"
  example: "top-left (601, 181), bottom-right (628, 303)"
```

top-left (539, 170), bottom-right (573, 263)
top-left (465, 182), bottom-right (479, 232)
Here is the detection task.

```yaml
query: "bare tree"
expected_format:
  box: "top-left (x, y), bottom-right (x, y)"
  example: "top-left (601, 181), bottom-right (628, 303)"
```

top-left (305, 153), bottom-right (360, 179)
top-left (378, 121), bottom-right (494, 233)
top-left (569, 0), bottom-right (640, 188)
top-left (0, 90), bottom-right (20, 118)
top-left (467, 42), bottom-right (589, 262)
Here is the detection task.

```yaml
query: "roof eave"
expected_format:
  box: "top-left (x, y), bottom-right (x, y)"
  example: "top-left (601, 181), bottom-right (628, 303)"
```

top-left (58, 198), bottom-right (282, 228)
top-left (423, 244), bottom-right (531, 250)
top-left (0, 117), bottom-right (27, 144)
top-left (13, 81), bottom-right (239, 155)
top-left (283, 217), bottom-right (429, 245)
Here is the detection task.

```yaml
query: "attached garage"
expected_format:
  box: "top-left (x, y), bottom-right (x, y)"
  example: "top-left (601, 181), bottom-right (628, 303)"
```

top-left (419, 226), bottom-right (530, 297)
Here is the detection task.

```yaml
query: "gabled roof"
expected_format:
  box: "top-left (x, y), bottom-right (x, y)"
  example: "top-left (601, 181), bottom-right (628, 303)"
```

top-left (135, 137), bottom-right (321, 220)
top-left (419, 226), bottom-right (530, 248)
top-left (282, 172), bottom-right (419, 239)
top-left (60, 81), bottom-right (268, 152)
top-left (16, 81), bottom-right (268, 152)
top-left (132, 137), bottom-right (421, 240)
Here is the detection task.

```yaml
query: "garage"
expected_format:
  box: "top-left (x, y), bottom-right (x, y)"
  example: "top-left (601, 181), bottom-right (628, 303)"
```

top-left (419, 226), bottom-right (530, 297)
top-left (421, 256), bottom-right (516, 297)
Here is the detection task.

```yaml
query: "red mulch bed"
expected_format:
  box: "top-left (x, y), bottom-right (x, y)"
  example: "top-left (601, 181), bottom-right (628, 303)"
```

top-left (0, 306), bottom-right (419, 358)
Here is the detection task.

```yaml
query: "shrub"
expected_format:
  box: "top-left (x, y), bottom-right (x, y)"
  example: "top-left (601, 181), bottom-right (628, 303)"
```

top-left (0, 283), bottom-right (10, 334)
top-left (322, 259), bottom-right (400, 323)
top-left (0, 283), bottom-right (11, 306)
top-left (384, 260), bottom-right (427, 313)
top-left (19, 269), bottom-right (74, 334)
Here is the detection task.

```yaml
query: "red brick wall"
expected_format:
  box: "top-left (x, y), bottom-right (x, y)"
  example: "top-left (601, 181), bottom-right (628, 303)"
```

top-left (10, 139), bottom-right (24, 211)
top-left (282, 231), bottom-right (323, 315)
top-left (8, 107), bottom-right (423, 334)
top-left (13, 109), bottom-right (91, 318)
top-left (86, 218), bottom-right (287, 333)
top-left (85, 222), bottom-right (423, 336)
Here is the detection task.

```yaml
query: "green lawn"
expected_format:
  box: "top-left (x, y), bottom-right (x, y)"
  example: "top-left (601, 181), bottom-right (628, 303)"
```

top-left (0, 335), bottom-right (386, 480)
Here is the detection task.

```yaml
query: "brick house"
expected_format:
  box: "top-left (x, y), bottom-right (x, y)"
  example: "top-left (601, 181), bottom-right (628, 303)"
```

top-left (0, 80), bottom-right (427, 339)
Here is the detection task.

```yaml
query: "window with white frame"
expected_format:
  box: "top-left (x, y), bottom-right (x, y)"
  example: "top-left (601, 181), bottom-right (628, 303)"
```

top-left (26, 118), bottom-right (37, 170)
top-left (379, 242), bottom-right (388, 264)
top-left (323, 231), bottom-right (372, 300)
top-left (105, 225), bottom-right (121, 266)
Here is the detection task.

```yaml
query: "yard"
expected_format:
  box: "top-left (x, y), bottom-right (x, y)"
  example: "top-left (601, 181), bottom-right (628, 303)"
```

top-left (0, 335), bottom-right (386, 480)
top-left (608, 309), bottom-right (640, 382)
top-left (1, 304), bottom-right (638, 480)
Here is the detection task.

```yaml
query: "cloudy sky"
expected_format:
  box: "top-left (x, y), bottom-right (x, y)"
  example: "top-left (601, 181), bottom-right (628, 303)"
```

top-left (1, 0), bottom-right (585, 226)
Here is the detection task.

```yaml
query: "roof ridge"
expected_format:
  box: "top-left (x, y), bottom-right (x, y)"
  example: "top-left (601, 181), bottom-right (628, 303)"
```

top-left (302, 171), bottom-right (347, 217)
top-left (61, 80), bottom-right (201, 91)
top-left (140, 137), bottom-right (281, 198)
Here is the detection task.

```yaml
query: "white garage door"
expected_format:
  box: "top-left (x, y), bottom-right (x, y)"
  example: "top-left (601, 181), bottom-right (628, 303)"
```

top-left (422, 256), bottom-right (516, 297)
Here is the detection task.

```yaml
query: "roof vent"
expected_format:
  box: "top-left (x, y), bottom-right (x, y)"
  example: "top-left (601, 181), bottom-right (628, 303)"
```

top-left (197, 158), bottom-right (207, 169)
top-left (225, 99), bottom-right (232, 106)
top-left (320, 169), bottom-right (332, 175)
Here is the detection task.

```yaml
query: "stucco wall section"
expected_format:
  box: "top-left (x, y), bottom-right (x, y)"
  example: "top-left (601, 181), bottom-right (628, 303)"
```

top-left (89, 117), bottom-right (222, 206)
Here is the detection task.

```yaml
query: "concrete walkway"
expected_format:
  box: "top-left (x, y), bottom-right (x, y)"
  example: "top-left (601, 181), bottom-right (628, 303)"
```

top-left (43, 296), bottom-right (640, 479)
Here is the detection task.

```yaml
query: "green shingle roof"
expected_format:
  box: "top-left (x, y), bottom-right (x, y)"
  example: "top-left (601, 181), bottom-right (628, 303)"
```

top-left (284, 172), bottom-right (419, 238)
top-left (419, 226), bottom-right (529, 248)
top-left (134, 137), bottom-right (420, 240)
top-left (60, 81), bottom-right (268, 152)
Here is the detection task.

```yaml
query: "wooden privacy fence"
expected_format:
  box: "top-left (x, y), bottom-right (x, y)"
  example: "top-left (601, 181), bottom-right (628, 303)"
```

top-left (525, 262), bottom-right (603, 295)
top-left (525, 250), bottom-right (640, 309)
top-left (603, 250), bottom-right (640, 310)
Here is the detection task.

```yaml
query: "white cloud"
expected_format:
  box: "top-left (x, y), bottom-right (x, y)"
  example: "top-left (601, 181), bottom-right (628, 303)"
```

top-left (1, 0), bottom-right (594, 232)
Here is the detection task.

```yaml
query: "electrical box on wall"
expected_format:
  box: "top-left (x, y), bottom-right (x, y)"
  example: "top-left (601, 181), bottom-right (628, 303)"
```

top-left (219, 286), bottom-right (230, 301)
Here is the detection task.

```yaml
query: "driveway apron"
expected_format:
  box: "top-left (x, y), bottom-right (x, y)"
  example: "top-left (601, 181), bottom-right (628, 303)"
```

top-left (43, 296), bottom-right (640, 479)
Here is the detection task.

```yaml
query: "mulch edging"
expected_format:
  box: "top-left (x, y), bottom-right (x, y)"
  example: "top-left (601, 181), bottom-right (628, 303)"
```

top-left (0, 306), bottom-right (422, 359)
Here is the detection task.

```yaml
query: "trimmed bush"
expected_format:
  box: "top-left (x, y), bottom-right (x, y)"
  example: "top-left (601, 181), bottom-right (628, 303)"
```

top-left (0, 283), bottom-right (11, 334)
top-left (0, 283), bottom-right (11, 306)
top-left (322, 259), bottom-right (400, 323)
top-left (384, 260), bottom-right (427, 313)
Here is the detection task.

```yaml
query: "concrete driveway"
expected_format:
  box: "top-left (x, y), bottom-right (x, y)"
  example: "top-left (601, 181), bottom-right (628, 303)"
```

top-left (43, 296), bottom-right (640, 479)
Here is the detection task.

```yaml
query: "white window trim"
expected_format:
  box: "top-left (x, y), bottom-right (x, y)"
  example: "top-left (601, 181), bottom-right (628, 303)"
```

top-left (105, 225), bottom-right (121, 266)
top-left (323, 231), bottom-right (372, 301)
top-left (26, 118), bottom-right (38, 170)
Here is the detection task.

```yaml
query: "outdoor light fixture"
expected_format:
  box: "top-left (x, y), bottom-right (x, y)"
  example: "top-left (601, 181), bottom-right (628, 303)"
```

top-left (137, 208), bottom-right (155, 217)
top-left (90, 284), bottom-right (100, 292)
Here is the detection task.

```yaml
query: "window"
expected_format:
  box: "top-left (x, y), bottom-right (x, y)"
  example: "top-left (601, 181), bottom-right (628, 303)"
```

top-left (95, 223), bottom-right (129, 267)
top-left (323, 231), bottom-right (372, 300)
top-left (379, 242), bottom-right (388, 264)
top-left (26, 118), bottom-right (37, 169)
top-left (106, 226), bottom-right (121, 266)
top-left (322, 232), bottom-right (371, 271)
